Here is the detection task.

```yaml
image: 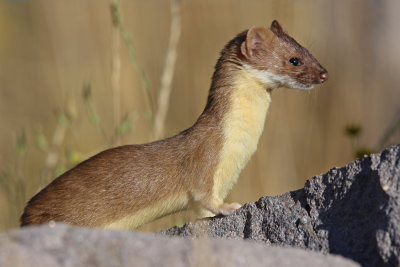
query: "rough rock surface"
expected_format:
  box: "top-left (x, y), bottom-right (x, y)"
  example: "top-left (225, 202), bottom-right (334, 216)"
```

top-left (0, 224), bottom-right (358, 267)
top-left (162, 145), bottom-right (400, 267)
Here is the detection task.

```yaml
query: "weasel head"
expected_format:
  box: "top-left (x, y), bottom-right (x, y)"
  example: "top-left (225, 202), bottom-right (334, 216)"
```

top-left (240, 20), bottom-right (328, 90)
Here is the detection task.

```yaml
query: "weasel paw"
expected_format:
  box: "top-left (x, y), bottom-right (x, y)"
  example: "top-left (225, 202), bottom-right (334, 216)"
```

top-left (219, 202), bottom-right (242, 216)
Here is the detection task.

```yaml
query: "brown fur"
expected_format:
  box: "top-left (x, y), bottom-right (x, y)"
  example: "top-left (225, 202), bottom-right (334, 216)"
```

top-left (21, 20), bottom-right (328, 228)
top-left (21, 127), bottom-right (224, 227)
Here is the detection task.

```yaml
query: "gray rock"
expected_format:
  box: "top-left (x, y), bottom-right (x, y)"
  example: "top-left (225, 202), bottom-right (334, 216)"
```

top-left (0, 224), bottom-right (358, 267)
top-left (162, 145), bottom-right (400, 267)
top-left (162, 191), bottom-right (325, 251)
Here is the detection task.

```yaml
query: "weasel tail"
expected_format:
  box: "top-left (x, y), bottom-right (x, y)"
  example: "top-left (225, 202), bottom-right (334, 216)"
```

top-left (21, 20), bottom-right (327, 230)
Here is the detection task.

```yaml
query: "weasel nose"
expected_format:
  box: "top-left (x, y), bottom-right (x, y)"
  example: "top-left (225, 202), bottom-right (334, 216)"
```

top-left (319, 72), bottom-right (328, 83)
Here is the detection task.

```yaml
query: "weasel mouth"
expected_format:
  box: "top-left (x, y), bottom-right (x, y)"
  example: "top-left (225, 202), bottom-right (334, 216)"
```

top-left (294, 83), bottom-right (315, 90)
top-left (284, 77), bottom-right (315, 90)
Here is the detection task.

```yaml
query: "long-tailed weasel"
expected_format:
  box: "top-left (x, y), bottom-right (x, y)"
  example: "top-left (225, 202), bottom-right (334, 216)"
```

top-left (21, 20), bottom-right (328, 230)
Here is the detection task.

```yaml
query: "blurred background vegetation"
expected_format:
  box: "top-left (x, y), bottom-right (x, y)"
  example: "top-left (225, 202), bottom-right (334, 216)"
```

top-left (0, 0), bottom-right (399, 231)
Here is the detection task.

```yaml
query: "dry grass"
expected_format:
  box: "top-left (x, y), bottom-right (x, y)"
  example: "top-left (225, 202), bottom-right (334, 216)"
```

top-left (0, 0), bottom-right (399, 231)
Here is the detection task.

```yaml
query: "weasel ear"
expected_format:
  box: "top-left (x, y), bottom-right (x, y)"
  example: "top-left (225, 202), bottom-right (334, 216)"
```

top-left (270, 20), bottom-right (287, 36)
top-left (241, 27), bottom-right (273, 59)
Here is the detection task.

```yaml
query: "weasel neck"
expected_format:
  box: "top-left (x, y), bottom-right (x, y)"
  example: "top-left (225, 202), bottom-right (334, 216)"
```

top-left (190, 61), bottom-right (272, 202)
top-left (209, 66), bottom-right (272, 201)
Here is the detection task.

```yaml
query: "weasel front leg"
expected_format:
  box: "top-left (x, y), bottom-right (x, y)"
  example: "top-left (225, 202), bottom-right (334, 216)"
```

top-left (196, 195), bottom-right (241, 218)
top-left (217, 202), bottom-right (242, 215)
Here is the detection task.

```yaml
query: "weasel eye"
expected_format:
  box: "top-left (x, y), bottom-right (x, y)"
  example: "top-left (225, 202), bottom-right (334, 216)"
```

top-left (289, 57), bottom-right (301, 66)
